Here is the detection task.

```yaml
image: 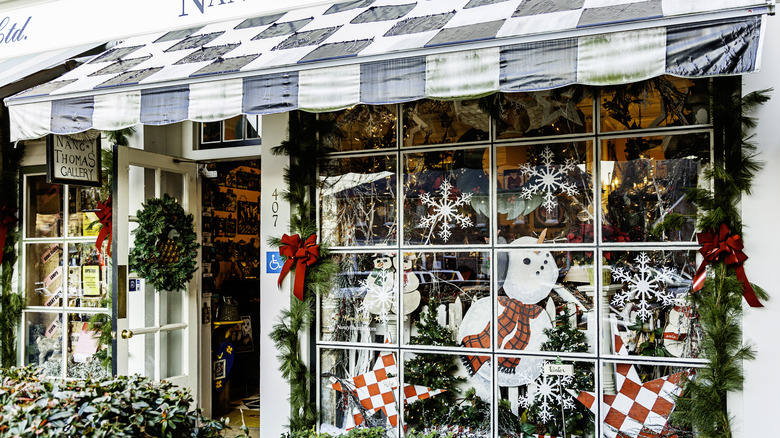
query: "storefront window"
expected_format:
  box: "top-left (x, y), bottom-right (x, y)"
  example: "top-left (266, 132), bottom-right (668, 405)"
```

top-left (317, 77), bottom-right (705, 436)
top-left (21, 174), bottom-right (111, 379)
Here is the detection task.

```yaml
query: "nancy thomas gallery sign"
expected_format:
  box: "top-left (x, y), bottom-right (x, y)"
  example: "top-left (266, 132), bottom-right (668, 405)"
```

top-left (46, 134), bottom-right (101, 187)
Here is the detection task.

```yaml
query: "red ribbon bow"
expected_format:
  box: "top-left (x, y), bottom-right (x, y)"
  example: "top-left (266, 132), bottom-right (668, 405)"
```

top-left (95, 196), bottom-right (112, 260)
top-left (693, 223), bottom-right (762, 307)
top-left (278, 233), bottom-right (319, 301)
top-left (0, 204), bottom-right (18, 267)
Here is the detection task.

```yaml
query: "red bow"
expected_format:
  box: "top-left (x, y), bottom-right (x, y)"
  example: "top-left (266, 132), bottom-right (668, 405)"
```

top-left (694, 223), bottom-right (762, 307)
top-left (0, 204), bottom-right (18, 267)
top-left (278, 233), bottom-right (319, 301)
top-left (95, 196), bottom-right (113, 261)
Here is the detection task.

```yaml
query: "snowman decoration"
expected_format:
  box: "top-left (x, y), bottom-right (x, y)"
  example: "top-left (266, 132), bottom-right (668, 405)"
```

top-left (362, 255), bottom-right (397, 320)
top-left (458, 236), bottom-right (556, 394)
top-left (402, 254), bottom-right (421, 315)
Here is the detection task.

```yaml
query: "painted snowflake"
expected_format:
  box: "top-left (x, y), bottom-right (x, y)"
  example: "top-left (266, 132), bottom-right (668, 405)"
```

top-left (418, 177), bottom-right (473, 242)
top-left (518, 146), bottom-right (578, 213)
top-left (359, 270), bottom-right (396, 324)
top-left (519, 372), bottom-right (575, 423)
top-left (611, 252), bottom-right (676, 321)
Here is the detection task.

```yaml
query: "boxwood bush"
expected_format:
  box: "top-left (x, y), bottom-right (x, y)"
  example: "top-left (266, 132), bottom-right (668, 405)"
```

top-left (0, 366), bottom-right (228, 437)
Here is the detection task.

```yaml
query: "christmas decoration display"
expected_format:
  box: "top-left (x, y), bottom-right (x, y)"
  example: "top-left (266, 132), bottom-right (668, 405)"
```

top-left (458, 236), bottom-right (554, 392)
top-left (94, 195), bottom-right (112, 260)
top-left (518, 145), bottom-right (579, 213)
top-left (401, 255), bottom-right (421, 315)
top-left (693, 223), bottom-right (762, 307)
top-left (328, 349), bottom-right (445, 429)
top-left (129, 193), bottom-right (199, 292)
top-left (360, 255), bottom-right (397, 322)
top-left (0, 136), bottom-right (24, 368)
top-left (572, 363), bottom-right (687, 438)
top-left (610, 252), bottom-right (677, 321)
top-left (418, 176), bottom-right (474, 242)
top-left (0, 204), bottom-right (17, 267)
top-left (277, 233), bottom-right (320, 301)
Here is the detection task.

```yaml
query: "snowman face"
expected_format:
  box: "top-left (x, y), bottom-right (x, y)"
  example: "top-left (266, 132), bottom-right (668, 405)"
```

top-left (373, 256), bottom-right (393, 270)
top-left (503, 238), bottom-right (559, 302)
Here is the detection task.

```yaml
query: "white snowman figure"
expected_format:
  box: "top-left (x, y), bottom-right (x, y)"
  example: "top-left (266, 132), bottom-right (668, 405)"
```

top-left (363, 255), bottom-right (397, 318)
top-left (402, 254), bottom-right (421, 315)
top-left (458, 236), bottom-right (557, 396)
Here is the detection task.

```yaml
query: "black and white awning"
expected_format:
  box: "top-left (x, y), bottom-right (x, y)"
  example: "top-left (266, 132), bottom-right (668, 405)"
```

top-left (4, 0), bottom-right (772, 141)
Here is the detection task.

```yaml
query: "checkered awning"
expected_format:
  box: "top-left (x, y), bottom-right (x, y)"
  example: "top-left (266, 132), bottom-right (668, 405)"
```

top-left (4, 0), bottom-right (772, 141)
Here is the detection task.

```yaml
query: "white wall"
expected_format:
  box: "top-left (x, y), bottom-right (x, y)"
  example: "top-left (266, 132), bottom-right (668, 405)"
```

top-left (739, 16), bottom-right (780, 438)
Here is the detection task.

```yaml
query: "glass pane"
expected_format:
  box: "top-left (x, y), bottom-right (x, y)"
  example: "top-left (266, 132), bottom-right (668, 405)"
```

top-left (161, 170), bottom-right (184, 203)
top-left (25, 243), bottom-right (63, 307)
top-left (127, 280), bottom-right (155, 376)
top-left (600, 362), bottom-right (693, 437)
top-left (223, 115), bottom-right (244, 141)
top-left (246, 115), bottom-right (261, 139)
top-left (322, 104), bottom-right (397, 151)
top-left (497, 142), bottom-right (594, 243)
top-left (403, 351), bottom-right (492, 437)
top-left (499, 358), bottom-right (595, 438)
top-left (489, 249), bottom-right (595, 355)
top-left (320, 347), bottom-right (403, 435)
top-left (26, 175), bottom-right (62, 238)
top-left (604, 250), bottom-right (699, 359)
top-left (66, 312), bottom-right (109, 379)
top-left (128, 165), bottom-right (155, 218)
top-left (601, 133), bottom-right (710, 242)
top-left (161, 289), bottom-right (184, 325)
top-left (601, 76), bottom-right (710, 132)
top-left (403, 99), bottom-right (489, 146)
top-left (202, 121), bottom-right (221, 143)
top-left (66, 243), bottom-right (108, 308)
top-left (320, 155), bottom-right (397, 246)
top-left (403, 148), bottom-right (490, 245)
top-left (495, 88), bottom-right (594, 139)
top-left (161, 330), bottom-right (184, 378)
top-left (402, 251), bottom-right (491, 346)
top-left (128, 333), bottom-right (155, 377)
top-left (25, 311), bottom-right (63, 377)
top-left (321, 253), bottom-right (398, 344)
top-left (67, 185), bottom-right (102, 237)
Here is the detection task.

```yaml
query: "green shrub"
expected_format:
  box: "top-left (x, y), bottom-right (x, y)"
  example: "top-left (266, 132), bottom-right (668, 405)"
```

top-left (0, 366), bottom-right (227, 437)
top-left (280, 426), bottom-right (386, 438)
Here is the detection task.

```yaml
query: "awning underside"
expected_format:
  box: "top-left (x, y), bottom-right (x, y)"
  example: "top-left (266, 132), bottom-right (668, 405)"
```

top-left (5, 0), bottom-right (770, 142)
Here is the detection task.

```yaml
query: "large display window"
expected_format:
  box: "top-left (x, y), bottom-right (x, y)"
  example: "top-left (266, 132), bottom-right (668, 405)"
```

top-left (317, 76), bottom-right (707, 437)
top-left (21, 174), bottom-right (111, 379)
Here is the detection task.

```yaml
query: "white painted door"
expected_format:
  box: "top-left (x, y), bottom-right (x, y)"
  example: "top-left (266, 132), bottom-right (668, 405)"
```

top-left (114, 145), bottom-right (199, 398)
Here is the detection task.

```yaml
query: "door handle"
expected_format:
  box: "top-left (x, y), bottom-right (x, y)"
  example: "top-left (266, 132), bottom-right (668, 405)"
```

top-left (120, 323), bottom-right (188, 339)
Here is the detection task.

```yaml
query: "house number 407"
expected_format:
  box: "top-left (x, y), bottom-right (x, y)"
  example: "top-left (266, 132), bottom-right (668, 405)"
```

top-left (271, 188), bottom-right (279, 227)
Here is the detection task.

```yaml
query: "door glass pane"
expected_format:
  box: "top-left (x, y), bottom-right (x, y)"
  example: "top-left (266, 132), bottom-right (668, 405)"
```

top-left (161, 170), bottom-right (184, 203)
top-left (161, 289), bottom-right (184, 325)
top-left (67, 185), bottom-right (102, 237)
top-left (26, 175), bottom-right (62, 238)
top-left (25, 243), bottom-right (63, 307)
top-left (128, 333), bottom-right (155, 377)
top-left (161, 330), bottom-right (184, 378)
top-left (128, 165), bottom-right (155, 215)
top-left (67, 312), bottom-right (109, 379)
top-left (26, 311), bottom-right (63, 377)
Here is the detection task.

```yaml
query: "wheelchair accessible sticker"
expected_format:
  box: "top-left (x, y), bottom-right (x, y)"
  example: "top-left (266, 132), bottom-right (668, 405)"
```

top-left (266, 252), bottom-right (283, 274)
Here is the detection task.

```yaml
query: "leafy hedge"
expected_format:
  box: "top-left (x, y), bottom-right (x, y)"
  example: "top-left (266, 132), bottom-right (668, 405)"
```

top-left (0, 366), bottom-right (227, 437)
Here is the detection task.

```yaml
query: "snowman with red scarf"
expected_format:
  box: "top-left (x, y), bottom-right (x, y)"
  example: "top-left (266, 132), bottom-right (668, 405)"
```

top-left (457, 234), bottom-right (555, 396)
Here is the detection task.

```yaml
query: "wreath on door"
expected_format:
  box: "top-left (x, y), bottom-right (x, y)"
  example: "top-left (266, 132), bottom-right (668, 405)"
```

top-left (129, 193), bottom-right (199, 292)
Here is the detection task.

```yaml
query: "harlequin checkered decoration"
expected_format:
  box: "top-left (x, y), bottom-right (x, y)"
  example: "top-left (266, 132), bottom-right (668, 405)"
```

top-left (611, 316), bottom-right (630, 356)
top-left (5, 0), bottom-right (769, 142)
top-left (572, 364), bottom-right (687, 438)
top-left (328, 350), bottom-right (445, 429)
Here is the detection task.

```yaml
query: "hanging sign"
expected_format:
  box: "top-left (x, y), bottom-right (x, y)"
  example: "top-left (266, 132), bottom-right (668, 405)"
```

top-left (46, 134), bottom-right (101, 187)
top-left (544, 363), bottom-right (574, 376)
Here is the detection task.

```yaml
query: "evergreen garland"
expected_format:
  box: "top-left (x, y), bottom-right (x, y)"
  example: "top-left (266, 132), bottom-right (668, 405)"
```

top-left (0, 136), bottom-right (24, 368)
top-left (662, 79), bottom-right (771, 437)
top-left (129, 193), bottom-right (199, 292)
top-left (268, 111), bottom-right (337, 431)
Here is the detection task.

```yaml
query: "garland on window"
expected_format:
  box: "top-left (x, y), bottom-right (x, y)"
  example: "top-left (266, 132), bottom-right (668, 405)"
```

top-left (268, 111), bottom-right (337, 431)
top-left (656, 79), bottom-right (771, 437)
top-left (129, 193), bottom-right (199, 292)
top-left (0, 138), bottom-right (24, 368)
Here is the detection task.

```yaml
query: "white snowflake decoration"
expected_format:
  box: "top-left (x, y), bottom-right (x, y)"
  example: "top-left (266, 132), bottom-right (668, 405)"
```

top-left (518, 146), bottom-right (578, 213)
top-left (418, 177), bottom-right (474, 242)
top-left (611, 252), bottom-right (676, 321)
top-left (359, 270), bottom-right (396, 324)
top-left (519, 372), bottom-right (576, 423)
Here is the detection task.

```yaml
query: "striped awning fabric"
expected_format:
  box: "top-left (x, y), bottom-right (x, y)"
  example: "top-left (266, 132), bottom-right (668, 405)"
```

top-left (4, 0), bottom-right (772, 141)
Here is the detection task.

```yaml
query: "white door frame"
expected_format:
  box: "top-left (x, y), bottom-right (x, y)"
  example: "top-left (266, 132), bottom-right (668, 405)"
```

top-left (114, 145), bottom-right (200, 402)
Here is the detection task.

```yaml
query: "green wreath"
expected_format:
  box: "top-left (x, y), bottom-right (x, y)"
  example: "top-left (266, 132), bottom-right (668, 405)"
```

top-left (129, 193), bottom-right (199, 292)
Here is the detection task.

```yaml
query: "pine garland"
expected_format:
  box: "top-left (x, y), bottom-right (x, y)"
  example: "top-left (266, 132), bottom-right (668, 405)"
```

top-left (0, 138), bottom-right (24, 368)
top-left (666, 79), bottom-right (771, 437)
top-left (269, 111), bottom-right (337, 431)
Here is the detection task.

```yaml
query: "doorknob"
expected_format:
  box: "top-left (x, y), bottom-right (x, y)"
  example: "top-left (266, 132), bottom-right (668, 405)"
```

top-left (120, 329), bottom-right (133, 339)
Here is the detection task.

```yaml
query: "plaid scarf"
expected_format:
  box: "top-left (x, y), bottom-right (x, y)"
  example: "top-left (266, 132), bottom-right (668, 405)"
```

top-left (460, 296), bottom-right (543, 375)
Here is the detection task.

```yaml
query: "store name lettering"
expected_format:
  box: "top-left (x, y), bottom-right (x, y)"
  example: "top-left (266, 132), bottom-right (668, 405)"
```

top-left (180, 0), bottom-right (245, 17)
top-left (52, 136), bottom-right (98, 182)
top-left (0, 16), bottom-right (31, 45)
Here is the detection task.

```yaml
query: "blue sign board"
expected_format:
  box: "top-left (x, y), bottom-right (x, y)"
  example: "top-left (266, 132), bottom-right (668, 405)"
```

top-left (266, 252), bottom-right (283, 274)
